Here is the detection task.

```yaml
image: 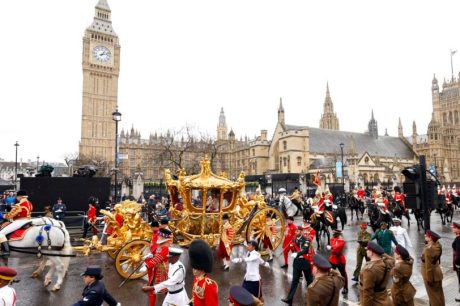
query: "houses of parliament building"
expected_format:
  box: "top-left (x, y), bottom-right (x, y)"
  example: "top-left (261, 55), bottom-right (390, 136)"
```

top-left (79, 0), bottom-right (459, 188)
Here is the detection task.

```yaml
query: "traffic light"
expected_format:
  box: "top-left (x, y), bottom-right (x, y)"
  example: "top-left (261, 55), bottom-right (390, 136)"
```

top-left (402, 165), bottom-right (421, 209)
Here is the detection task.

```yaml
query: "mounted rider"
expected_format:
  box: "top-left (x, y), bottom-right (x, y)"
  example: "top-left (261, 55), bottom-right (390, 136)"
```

top-left (374, 192), bottom-right (389, 214)
top-left (0, 190), bottom-right (33, 256)
top-left (356, 186), bottom-right (366, 203)
top-left (288, 187), bottom-right (303, 213)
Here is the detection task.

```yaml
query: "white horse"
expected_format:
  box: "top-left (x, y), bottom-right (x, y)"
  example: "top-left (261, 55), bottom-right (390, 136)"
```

top-left (279, 193), bottom-right (298, 217)
top-left (5, 217), bottom-right (72, 291)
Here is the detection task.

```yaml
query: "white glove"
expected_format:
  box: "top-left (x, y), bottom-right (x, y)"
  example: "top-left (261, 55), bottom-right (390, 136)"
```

top-left (326, 245), bottom-right (332, 250)
top-left (56, 209), bottom-right (62, 213)
top-left (232, 258), bottom-right (242, 263)
top-left (116, 303), bottom-right (122, 306)
top-left (263, 262), bottom-right (270, 268)
top-left (143, 253), bottom-right (153, 260)
top-left (291, 252), bottom-right (298, 258)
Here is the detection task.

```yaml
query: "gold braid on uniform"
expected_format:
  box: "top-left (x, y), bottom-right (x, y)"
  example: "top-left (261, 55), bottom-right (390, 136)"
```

top-left (5, 205), bottom-right (22, 219)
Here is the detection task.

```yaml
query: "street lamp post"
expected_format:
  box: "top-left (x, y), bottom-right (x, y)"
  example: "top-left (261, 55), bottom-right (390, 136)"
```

top-left (433, 152), bottom-right (437, 174)
top-left (36, 155), bottom-right (40, 173)
top-left (339, 142), bottom-right (345, 193)
top-left (14, 141), bottom-right (19, 184)
top-left (112, 109), bottom-right (122, 202)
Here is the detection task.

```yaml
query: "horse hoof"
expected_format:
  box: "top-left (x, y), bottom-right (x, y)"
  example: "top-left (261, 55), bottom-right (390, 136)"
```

top-left (52, 285), bottom-right (60, 291)
top-left (44, 279), bottom-right (51, 287)
top-left (31, 272), bottom-right (39, 278)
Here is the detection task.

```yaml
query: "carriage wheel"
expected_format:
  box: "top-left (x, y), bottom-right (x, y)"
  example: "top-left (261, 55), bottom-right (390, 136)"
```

top-left (107, 249), bottom-right (118, 259)
top-left (245, 208), bottom-right (285, 256)
top-left (115, 239), bottom-right (150, 279)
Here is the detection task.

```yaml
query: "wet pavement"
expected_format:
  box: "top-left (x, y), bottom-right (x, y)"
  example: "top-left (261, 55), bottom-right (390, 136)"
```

top-left (9, 210), bottom-right (460, 305)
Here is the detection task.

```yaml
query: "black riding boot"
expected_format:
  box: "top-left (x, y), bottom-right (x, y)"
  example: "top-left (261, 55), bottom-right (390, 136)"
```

top-left (1, 241), bottom-right (10, 256)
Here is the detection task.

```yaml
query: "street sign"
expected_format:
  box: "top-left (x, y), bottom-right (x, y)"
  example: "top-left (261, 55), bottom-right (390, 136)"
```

top-left (336, 161), bottom-right (343, 178)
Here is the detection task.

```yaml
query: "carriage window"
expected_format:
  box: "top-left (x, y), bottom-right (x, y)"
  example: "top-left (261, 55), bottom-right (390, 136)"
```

top-left (206, 189), bottom-right (221, 213)
top-left (222, 190), bottom-right (233, 208)
top-left (191, 189), bottom-right (204, 209)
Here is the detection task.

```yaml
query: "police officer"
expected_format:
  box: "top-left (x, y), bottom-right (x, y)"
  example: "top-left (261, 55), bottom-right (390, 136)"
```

top-left (359, 241), bottom-right (395, 306)
top-left (305, 254), bottom-right (344, 306)
top-left (352, 222), bottom-right (371, 282)
top-left (229, 285), bottom-right (263, 306)
top-left (281, 225), bottom-right (313, 305)
top-left (421, 230), bottom-right (445, 306)
top-left (452, 221), bottom-right (460, 302)
top-left (71, 265), bottom-right (120, 306)
top-left (52, 198), bottom-right (66, 220)
top-left (391, 245), bottom-right (416, 306)
top-left (146, 247), bottom-right (189, 306)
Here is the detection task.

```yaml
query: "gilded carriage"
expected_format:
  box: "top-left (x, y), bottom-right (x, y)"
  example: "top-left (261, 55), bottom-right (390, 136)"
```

top-left (165, 157), bottom-right (285, 255)
top-left (74, 201), bottom-right (152, 280)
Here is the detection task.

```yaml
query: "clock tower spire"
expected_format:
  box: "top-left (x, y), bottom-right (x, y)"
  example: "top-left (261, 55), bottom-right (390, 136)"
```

top-left (79, 0), bottom-right (120, 171)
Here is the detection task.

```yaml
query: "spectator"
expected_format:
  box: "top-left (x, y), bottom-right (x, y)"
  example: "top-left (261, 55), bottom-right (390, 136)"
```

top-left (156, 202), bottom-right (168, 217)
top-left (137, 192), bottom-right (146, 204)
top-left (52, 198), bottom-right (66, 220)
top-left (4, 192), bottom-right (15, 212)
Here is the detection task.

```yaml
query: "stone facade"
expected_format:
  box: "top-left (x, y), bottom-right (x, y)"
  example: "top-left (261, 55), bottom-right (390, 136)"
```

top-left (409, 75), bottom-right (460, 182)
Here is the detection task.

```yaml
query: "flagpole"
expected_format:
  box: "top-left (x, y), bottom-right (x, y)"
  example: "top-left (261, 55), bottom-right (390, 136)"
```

top-left (451, 49), bottom-right (457, 81)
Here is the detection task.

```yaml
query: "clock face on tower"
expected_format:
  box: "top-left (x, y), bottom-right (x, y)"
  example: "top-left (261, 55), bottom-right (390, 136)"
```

top-left (92, 45), bottom-right (111, 62)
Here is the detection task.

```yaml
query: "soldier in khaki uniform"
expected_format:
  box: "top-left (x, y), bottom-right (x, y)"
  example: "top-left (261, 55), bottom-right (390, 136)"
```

top-left (305, 254), bottom-right (344, 306)
top-left (421, 230), bottom-right (445, 306)
top-left (391, 245), bottom-right (416, 306)
top-left (359, 241), bottom-right (395, 306)
top-left (352, 222), bottom-right (371, 282)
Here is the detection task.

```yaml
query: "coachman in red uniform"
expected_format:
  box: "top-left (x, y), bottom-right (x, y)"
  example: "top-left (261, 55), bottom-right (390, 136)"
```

top-left (0, 190), bottom-right (33, 256)
top-left (328, 230), bottom-right (348, 294)
top-left (143, 228), bottom-right (171, 306)
top-left (190, 239), bottom-right (218, 306)
top-left (281, 216), bottom-right (297, 268)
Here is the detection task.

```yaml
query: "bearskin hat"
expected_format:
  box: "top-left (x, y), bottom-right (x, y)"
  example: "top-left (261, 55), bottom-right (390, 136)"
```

top-left (394, 186), bottom-right (401, 193)
top-left (189, 239), bottom-right (213, 273)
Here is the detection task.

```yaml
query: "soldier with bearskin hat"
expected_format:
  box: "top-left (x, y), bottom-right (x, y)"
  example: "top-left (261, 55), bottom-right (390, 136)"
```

top-left (218, 214), bottom-right (234, 271)
top-left (189, 239), bottom-right (218, 306)
top-left (421, 230), bottom-right (445, 306)
top-left (143, 228), bottom-right (172, 306)
top-left (0, 190), bottom-right (33, 256)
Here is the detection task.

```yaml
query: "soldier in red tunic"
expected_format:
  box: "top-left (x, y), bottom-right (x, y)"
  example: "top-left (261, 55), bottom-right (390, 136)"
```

top-left (142, 228), bottom-right (172, 306)
top-left (218, 214), bottom-right (234, 271)
top-left (302, 221), bottom-right (316, 266)
top-left (0, 190), bottom-right (33, 256)
top-left (328, 230), bottom-right (348, 294)
top-left (189, 239), bottom-right (218, 306)
top-left (281, 216), bottom-right (297, 269)
top-left (82, 197), bottom-right (98, 238)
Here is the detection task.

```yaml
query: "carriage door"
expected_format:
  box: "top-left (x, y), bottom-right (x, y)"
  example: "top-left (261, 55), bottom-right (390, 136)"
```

top-left (203, 188), bottom-right (221, 238)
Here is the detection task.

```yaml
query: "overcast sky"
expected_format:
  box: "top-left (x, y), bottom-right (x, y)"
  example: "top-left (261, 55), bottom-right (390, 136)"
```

top-left (0, 0), bottom-right (459, 164)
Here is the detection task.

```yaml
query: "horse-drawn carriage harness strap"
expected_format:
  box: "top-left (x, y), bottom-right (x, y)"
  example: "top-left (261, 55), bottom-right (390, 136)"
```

top-left (34, 217), bottom-right (66, 257)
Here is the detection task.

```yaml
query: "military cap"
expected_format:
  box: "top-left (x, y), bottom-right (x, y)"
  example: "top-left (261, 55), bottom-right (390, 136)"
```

top-left (189, 239), bottom-right (213, 273)
top-left (367, 241), bottom-right (384, 255)
top-left (394, 186), bottom-right (401, 193)
top-left (360, 222), bottom-right (368, 228)
top-left (229, 286), bottom-right (254, 306)
top-left (157, 228), bottom-right (172, 244)
top-left (248, 240), bottom-right (259, 251)
top-left (287, 216), bottom-right (294, 221)
top-left (425, 230), bottom-right (441, 241)
top-left (168, 246), bottom-right (183, 258)
top-left (222, 214), bottom-right (230, 220)
top-left (453, 222), bottom-right (460, 229)
top-left (160, 218), bottom-right (169, 225)
top-left (380, 221), bottom-right (388, 226)
top-left (150, 220), bottom-right (160, 227)
top-left (16, 190), bottom-right (27, 196)
top-left (392, 217), bottom-right (401, 223)
top-left (313, 254), bottom-right (332, 270)
top-left (395, 245), bottom-right (410, 260)
top-left (80, 265), bottom-right (103, 279)
top-left (332, 229), bottom-right (342, 236)
top-left (296, 225), bottom-right (303, 231)
top-left (0, 266), bottom-right (17, 281)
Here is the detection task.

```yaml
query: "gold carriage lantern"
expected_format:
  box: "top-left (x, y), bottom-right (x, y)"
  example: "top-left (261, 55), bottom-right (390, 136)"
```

top-left (165, 156), bottom-right (285, 255)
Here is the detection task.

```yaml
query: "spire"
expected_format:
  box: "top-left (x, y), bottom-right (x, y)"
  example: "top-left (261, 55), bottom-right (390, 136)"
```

top-left (326, 82), bottom-right (330, 98)
top-left (432, 73), bottom-right (439, 91)
top-left (218, 107), bottom-right (226, 127)
top-left (89, 0), bottom-right (116, 35)
top-left (398, 117), bottom-right (403, 137)
top-left (412, 120), bottom-right (417, 135)
top-left (367, 110), bottom-right (378, 139)
top-left (371, 109), bottom-right (375, 120)
top-left (278, 97), bottom-right (285, 125)
top-left (217, 107), bottom-right (228, 141)
top-left (319, 82), bottom-right (339, 130)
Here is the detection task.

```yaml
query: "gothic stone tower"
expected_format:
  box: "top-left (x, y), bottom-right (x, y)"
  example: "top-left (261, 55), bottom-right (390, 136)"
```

top-left (319, 83), bottom-right (340, 130)
top-left (79, 0), bottom-right (120, 166)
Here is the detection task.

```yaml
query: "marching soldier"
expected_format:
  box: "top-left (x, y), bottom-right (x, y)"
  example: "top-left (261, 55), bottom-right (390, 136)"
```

top-left (352, 222), bottom-right (371, 282)
top-left (0, 190), bottom-right (33, 256)
top-left (281, 225), bottom-right (313, 305)
top-left (359, 241), bottom-right (395, 306)
top-left (143, 247), bottom-right (189, 306)
top-left (71, 265), bottom-right (120, 306)
top-left (218, 214), bottom-right (234, 271)
top-left (391, 245), bottom-right (416, 306)
top-left (281, 216), bottom-right (297, 269)
top-left (328, 230), bottom-right (348, 294)
top-left (229, 286), bottom-right (263, 306)
top-left (190, 239), bottom-right (218, 306)
top-left (0, 266), bottom-right (17, 306)
top-left (421, 230), bottom-right (445, 306)
top-left (305, 254), bottom-right (344, 306)
top-left (452, 221), bottom-right (460, 302)
top-left (143, 228), bottom-right (172, 306)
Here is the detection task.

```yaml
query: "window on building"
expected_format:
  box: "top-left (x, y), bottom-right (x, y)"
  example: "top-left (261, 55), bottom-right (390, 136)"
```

top-left (283, 157), bottom-right (287, 167)
top-left (364, 156), bottom-right (369, 165)
top-left (252, 149), bottom-right (255, 156)
top-left (297, 156), bottom-right (302, 166)
top-left (283, 141), bottom-right (287, 150)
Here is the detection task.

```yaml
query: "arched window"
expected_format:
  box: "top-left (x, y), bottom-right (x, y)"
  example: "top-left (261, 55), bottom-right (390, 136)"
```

top-left (449, 111), bottom-right (453, 124)
top-left (455, 111), bottom-right (459, 124)
top-left (443, 113), bottom-right (448, 125)
top-left (297, 156), bottom-right (302, 166)
top-left (283, 141), bottom-right (287, 150)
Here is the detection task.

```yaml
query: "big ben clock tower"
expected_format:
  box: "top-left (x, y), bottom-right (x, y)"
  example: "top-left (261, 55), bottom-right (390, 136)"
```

top-left (79, 0), bottom-right (120, 167)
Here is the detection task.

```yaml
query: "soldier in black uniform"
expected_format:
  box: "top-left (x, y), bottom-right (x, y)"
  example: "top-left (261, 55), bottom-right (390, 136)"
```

top-left (71, 266), bottom-right (120, 306)
top-left (281, 225), bottom-right (313, 305)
